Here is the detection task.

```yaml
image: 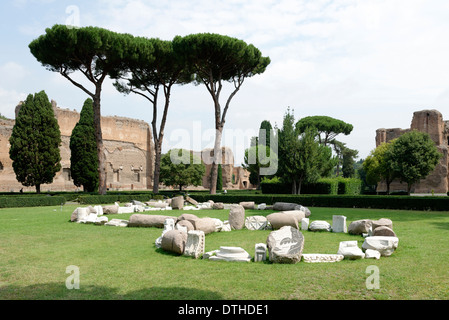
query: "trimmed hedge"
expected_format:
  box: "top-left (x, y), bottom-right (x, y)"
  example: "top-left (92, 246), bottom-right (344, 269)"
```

top-left (261, 178), bottom-right (362, 195)
top-left (259, 180), bottom-right (291, 194)
top-left (187, 193), bottom-right (449, 211)
top-left (1, 191), bottom-right (447, 211)
top-left (0, 196), bottom-right (66, 208)
top-left (78, 194), bottom-right (154, 205)
top-left (337, 178), bottom-right (362, 195)
top-left (302, 178), bottom-right (339, 195)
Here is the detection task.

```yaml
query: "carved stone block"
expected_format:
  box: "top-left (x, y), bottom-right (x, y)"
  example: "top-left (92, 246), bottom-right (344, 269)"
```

top-left (184, 230), bottom-right (205, 259)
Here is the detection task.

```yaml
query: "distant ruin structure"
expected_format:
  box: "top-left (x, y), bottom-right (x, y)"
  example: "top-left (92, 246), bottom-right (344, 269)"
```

top-left (0, 100), bottom-right (253, 192)
top-left (375, 109), bottom-right (449, 194)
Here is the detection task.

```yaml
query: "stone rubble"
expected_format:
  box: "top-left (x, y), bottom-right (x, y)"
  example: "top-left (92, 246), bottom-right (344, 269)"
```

top-left (184, 230), bottom-right (205, 259)
top-left (301, 218), bottom-right (309, 231)
top-left (337, 241), bottom-right (365, 260)
top-left (332, 215), bottom-right (347, 233)
top-left (267, 226), bottom-right (304, 264)
top-left (302, 254), bottom-right (344, 263)
top-left (104, 219), bottom-right (129, 227)
top-left (208, 246), bottom-right (252, 262)
top-left (245, 216), bottom-right (268, 231)
top-left (362, 236), bottom-right (399, 257)
top-left (348, 219), bottom-right (372, 235)
top-left (71, 200), bottom-right (400, 263)
top-left (364, 249), bottom-right (381, 260)
top-left (228, 204), bottom-right (245, 230)
top-left (308, 220), bottom-right (332, 232)
top-left (254, 243), bottom-right (267, 262)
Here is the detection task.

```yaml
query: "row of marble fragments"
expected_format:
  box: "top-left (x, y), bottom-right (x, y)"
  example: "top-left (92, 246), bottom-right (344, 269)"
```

top-left (155, 209), bottom-right (399, 264)
top-left (70, 200), bottom-right (398, 263)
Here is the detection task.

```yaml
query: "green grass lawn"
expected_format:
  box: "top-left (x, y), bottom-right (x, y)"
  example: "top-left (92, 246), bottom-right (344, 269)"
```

top-left (0, 204), bottom-right (448, 300)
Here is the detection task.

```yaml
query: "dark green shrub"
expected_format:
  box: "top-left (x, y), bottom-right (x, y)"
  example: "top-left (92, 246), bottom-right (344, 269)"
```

top-left (302, 178), bottom-right (339, 195)
top-left (0, 196), bottom-right (66, 208)
top-left (260, 177), bottom-right (290, 194)
top-left (337, 178), bottom-right (362, 195)
top-left (260, 177), bottom-right (360, 195)
top-left (187, 193), bottom-right (449, 211)
top-left (78, 194), bottom-right (154, 205)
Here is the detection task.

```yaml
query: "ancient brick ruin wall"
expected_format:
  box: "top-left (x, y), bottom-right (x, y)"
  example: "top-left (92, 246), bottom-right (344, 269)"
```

top-left (189, 147), bottom-right (254, 190)
top-left (375, 109), bottom-right (449, 194)
top-left (0, 101), bottom-right (155, 192)
top-left (1, 101), bottom-right (253, 192)
top-left (0, 118), bottom-right (17, 191)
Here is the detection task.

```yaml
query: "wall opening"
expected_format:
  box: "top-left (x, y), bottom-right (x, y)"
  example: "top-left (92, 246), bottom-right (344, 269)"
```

top-left (62, 168), bottom-right (71, 181)
top-left (113, 170), bottom-right (120, 183)
top-left (132, 169), bottom-right (141, 183)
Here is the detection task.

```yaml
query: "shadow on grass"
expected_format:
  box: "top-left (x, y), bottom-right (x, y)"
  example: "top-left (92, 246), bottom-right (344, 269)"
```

top-left (0, 283), bottom-right (223, 300)
top-left (430, 221), bottom-right (449, 230)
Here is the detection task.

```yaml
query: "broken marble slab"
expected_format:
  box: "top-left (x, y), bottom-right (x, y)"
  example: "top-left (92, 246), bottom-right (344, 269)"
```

top-left (208, 246), bottom-right (251, 262)
top-left (302, 254), bottom-right (344, 263)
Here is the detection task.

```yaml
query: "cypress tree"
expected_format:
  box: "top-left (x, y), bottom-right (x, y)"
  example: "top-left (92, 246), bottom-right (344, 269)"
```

top-left (9, 91), bottom-right (61, 193)
top-left (259, 120), bottom-right (272, 151)
top-left (70, 98), bottom-right (99, 192)
top-left (216, 164), bottom-right (223, 191)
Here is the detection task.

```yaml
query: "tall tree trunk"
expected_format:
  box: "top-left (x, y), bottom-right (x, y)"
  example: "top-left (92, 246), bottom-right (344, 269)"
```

top-left (210, 127), bottom-right (223, 195)
top-left (292, 180), bottom-right (297, 194)
top-left (152, 85), bottom-right (171, 195)
top-left (297, 178), bottom-right (303, 195)
top-left (92, 89), bottom-right (107, 195)
top-left (152, 141), bottom-right (162, 194)
top-left (206, 76), bottom-right (240, 195)
top-left (36, 184), bottom-right (41, 194)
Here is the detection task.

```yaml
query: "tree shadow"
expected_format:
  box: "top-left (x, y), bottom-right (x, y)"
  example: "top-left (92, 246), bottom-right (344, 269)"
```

top-left (0, 283), bottom-right (223, 300)
top-left (429, 221), bottom-right (449, 230)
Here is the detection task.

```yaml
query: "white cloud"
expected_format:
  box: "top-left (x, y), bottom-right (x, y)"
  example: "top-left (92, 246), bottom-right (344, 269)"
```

top-left (0, 62), bottom-right (30, 118)
top-left (0, 88), bottom-right (26, 119)
top-left (0, 62), bottom-right (30, 89)
top-left (5, 0), bottom-right (449, 163)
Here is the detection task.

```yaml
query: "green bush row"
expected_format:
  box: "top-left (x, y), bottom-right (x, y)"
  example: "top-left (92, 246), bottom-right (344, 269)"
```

top-left (187, 193), bottom-right (449, 211)
top-left (0, 196), bottom-right (66, 208)
top-left (260, 178), bottom-right (362, 195)
top-left (337, 178), bottom-right (362, 195)
top-left (1, 191), bottom-right (447, 211)
top-left (78, 194), bottom-right (155, 205)
top-left (302, 178), bottom-right (339, 195)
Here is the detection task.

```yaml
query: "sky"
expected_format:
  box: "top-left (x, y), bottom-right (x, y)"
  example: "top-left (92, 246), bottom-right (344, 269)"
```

top-left (1, 0), bottom-right (449, 165)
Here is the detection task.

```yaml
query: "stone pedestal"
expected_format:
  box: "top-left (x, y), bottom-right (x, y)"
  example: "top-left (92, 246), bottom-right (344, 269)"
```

top-left (184, 230), bottom-right (205, 259)
top-left (208, 246), bottom-right (251, 262)
top-left (301, 218), bottom-right (309, 231)
top-left (254, 243), bottom-right (267, 262)
top-left (332, 215), bottom-right (347, 233)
